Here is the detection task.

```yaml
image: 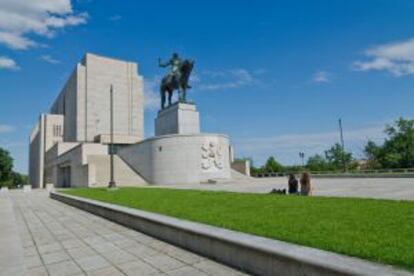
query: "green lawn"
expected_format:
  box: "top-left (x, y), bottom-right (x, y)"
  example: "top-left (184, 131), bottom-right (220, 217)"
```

top-left (63, 187), bottom-right (414, 270)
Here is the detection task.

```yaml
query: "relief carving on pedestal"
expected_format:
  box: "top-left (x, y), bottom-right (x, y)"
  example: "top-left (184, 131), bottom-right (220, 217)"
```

top-left (201, 141), bottom-right (224, 171)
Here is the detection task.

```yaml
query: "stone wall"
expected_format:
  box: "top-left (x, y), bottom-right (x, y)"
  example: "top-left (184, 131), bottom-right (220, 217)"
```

top-left (48, 143), bottom-right (107, 187)
top-left (50, 67), bottom-right (78, 142)
top-left (86, 155), bottom-right (147, 187)
top-left (29, 115), bottom-right (43, 188)
top-left (29, 114), bottom-right (64, 188)
top-left (118, 134), bottom-right (231, 185)
top-left (49, 53), bottom-right (144, 143)
top-left (231, 159), bottom-right (251, 176)
top-left (82, 54), bottom-right (144, 142)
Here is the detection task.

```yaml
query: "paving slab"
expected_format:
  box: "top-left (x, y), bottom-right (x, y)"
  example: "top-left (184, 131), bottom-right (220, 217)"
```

top-left (75, 255), bottom-right (111, 272)
top-left (117, 260), bottom-right (160, 276)
top-left (7, 190), bottom-right (245, 276)
top-left (42, 250), bottom-right (71, 265)
top-left (0, 193), bottom-right (26, 276)
top-left (167, 266), bottom-right (209, 276)
top-left (24, 254), bottom-right (42, 269)
top-left (46, 260), bottom-right (83, 276)
top-left (26, 265), bottom-right (48, 276)
top-left (143, 254), bottom-right (186, 272)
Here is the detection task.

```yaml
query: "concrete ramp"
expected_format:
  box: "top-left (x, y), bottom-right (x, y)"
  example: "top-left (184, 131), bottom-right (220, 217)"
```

top-left (87, 155), bottom-right (148, 186)
top-left (202, 170), bottom-right (252, 184)
top-left (231, 169), bottom-right (252, 181)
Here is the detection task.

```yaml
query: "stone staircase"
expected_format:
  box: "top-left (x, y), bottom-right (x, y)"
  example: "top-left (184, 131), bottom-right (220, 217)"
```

top-left (87, 155), bottom-right (148, 187)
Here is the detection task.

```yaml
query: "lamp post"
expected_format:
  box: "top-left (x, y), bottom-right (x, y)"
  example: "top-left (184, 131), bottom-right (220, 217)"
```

top-left (108, 85), bottom-right (116, 189)
top-left (299, 152), bottom-right (305, 167)
top-left (338, 118), bottom-right (347, 172)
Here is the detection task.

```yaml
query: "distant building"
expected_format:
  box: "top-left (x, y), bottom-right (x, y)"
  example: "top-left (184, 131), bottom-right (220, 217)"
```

top-left (29, 53), bottom-right (144, 188)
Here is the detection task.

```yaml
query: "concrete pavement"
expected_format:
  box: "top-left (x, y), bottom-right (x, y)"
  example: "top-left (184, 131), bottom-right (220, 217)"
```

top-left (2, 190), bottom-right (245, 276)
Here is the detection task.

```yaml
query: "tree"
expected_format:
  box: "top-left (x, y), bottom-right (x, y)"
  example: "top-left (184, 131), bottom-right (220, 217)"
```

top-left (305, 143), bottom-right (354, 172)
top-left (12, 172), bottom-right (28, 186)
top-left (364, 118), bottom-right (414, 168)
top-left (263, 156), bottom-right (283, 172)
top-left (283, 165), bottom-right (303, 173)
top-left (0, 147), bottom-right (13, 184)
top-left (364, 140), bottom-right (382, 169)
top-left (306, 154), bottom-right (331, 171)
top-left (324, 143), bottom-right (353, 170)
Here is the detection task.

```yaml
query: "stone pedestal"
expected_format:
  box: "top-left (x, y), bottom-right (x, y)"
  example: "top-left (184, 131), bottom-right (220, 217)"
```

top-left (155, 103), bottom-right (200, 136)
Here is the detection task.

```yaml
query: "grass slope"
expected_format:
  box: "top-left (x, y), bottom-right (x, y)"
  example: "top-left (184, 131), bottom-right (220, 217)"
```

top-left (63, 187), bottom-right (414, 270)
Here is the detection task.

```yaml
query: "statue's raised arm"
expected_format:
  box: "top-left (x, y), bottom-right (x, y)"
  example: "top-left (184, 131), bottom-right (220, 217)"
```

top-left (158, 58), bottom-right (169, 68)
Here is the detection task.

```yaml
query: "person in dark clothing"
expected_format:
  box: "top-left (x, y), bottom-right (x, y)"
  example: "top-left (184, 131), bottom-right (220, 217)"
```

top-left (269, 188), bottom-right (286, 194)
top-left (288, 174), bottom-right (299, 194)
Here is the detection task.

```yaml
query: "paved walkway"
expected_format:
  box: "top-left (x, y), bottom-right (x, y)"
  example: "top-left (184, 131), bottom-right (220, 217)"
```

top-left (3, 190), bottom-right (245, 276)
top-left (159, 177), bottom-right (414, 200)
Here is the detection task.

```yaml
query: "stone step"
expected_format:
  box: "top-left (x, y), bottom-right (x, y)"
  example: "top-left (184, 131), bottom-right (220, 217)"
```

top-left (87, 155), bottom-right (148, 187)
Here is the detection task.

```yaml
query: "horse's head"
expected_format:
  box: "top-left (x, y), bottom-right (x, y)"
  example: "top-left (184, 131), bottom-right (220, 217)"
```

top-left (180, 59), bottom-right (194, 82)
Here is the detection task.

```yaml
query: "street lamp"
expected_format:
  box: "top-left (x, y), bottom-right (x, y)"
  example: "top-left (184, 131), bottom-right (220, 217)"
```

top-left (299, 152), bottom-right (305, 166)
top-left (108, 85), bottom-right (116, 189)
top-left (338, 118), bottom-right (347, 172)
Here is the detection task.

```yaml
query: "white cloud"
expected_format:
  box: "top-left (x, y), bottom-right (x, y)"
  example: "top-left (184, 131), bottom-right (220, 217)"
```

top-left (235, 126), bottom-right (384, 151)
top-left (313, 71), bottom-right (330, 83)
top-left (196, 68), bottom-right (255, 91)
top-left (0, 0), bottom-right (88, 50)
top-left (0, 56), bottom-right (19, 70)
top-left (39, 54), bottom-right (60, 64)
top-left (0, 124), bottom-right (15, 133)
top-left (143, 76), bottom-right (161, 110)
top-left (353, 38), bottom-right (414, 76)
top-left (0, 32), bottom-right (36, 49)
top-left (0, 141), bottom-right (25, 148)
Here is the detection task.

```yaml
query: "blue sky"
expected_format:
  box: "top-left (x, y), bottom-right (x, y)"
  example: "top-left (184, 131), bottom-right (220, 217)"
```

top-left (1, 0), bottom-right (414, 173)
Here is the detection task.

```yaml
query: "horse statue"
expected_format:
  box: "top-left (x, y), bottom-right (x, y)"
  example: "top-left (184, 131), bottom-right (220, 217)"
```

top-left (159, 58), bottom-right (194, 109)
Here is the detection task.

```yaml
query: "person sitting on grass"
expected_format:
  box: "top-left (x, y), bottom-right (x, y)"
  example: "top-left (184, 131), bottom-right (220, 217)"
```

top-left (269, 188), bottom-right (286, 194)
top-left (288, 174), bottom-right (298, 194)
top-left (300, 172), bottom-right (313, 196)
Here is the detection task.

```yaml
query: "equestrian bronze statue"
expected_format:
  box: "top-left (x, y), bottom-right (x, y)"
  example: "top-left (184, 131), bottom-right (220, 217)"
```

top-left (159, 53), bottom-right (194, 109)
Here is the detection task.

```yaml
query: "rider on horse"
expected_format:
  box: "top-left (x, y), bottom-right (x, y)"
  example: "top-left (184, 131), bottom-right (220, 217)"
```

top-left (159, 53), bottom-right (191, 88)
top-left (159, 53), bottom-right (194, 109)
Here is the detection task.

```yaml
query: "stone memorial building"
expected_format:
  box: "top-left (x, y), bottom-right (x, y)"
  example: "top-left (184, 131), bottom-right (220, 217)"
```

top-left (29, 53), bottom-right (248, 188)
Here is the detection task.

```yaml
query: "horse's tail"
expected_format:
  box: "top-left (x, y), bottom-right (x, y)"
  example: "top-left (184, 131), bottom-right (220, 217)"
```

top-left (159, 79), bottom-right (166, 109)
top-left (160, 77), bottom-right (166, 94)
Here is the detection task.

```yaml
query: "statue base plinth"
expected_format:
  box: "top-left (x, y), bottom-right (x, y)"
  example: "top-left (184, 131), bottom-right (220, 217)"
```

top-left (155, 102), bottom-right (200, 136)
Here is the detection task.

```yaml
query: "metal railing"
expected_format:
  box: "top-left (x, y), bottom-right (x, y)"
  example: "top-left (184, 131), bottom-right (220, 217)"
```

top-left (252, 168), bottom-right (414, 178)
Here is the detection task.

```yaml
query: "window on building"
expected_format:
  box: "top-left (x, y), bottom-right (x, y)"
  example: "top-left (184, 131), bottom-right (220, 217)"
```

top-left (53, 125), bottom-right (62, 137)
